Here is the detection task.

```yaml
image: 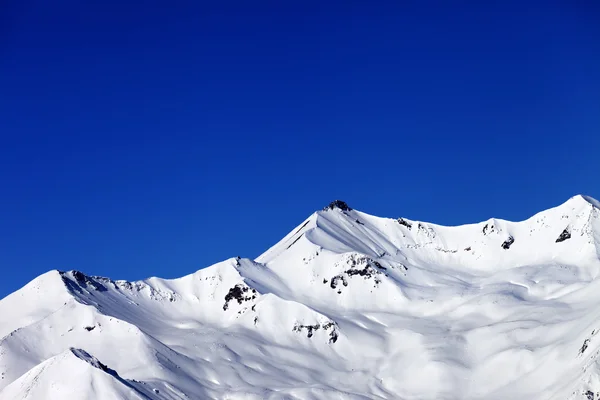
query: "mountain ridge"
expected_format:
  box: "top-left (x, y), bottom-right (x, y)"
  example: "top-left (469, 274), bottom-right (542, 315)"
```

top-left (2, 195), bottom-right (600, 399)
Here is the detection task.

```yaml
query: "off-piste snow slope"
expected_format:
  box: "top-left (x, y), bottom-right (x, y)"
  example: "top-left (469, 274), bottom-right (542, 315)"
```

top-left (2, 195), bottom-right (600, 400)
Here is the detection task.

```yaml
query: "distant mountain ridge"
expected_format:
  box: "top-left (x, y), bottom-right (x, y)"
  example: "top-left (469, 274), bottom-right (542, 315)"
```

top-left (1, 195), bottom-right (600, 399)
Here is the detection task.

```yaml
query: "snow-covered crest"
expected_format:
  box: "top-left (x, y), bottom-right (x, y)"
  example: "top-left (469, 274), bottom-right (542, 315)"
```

top-left (1, 195), bottom-right (600, 399)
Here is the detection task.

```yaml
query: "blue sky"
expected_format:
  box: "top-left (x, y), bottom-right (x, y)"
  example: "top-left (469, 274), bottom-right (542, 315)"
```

top-left (1, 1), bottom-right (599, 298)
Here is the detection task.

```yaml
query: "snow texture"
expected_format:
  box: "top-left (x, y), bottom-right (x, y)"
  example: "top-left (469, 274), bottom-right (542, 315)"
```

top-left (2, 194), bottom-right (600, 399)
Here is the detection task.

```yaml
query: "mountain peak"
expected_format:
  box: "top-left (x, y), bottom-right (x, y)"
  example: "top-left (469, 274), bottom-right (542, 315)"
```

top-left (323, 200), bottom-right (352, 212)
top-left (553, 194), bottom-right (600, 214)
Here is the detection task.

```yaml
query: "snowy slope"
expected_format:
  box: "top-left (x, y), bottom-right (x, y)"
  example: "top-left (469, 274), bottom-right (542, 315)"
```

top-left (0, 348), bottom-right (156, 400)
top-left (2, 195), bottom-right (600, 399)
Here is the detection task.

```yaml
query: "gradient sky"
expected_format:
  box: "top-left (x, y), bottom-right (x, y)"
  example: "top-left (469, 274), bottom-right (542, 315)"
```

top-left (1, 1), bottom-right (599, 298)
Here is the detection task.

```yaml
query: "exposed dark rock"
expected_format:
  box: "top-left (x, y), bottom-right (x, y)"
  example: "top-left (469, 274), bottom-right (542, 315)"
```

top-left (344, 262), bottom-right (383, 283)
top-left (501, 236), bottom-right (515, 250)
top-left (324, 200), bottom-right (352, 212)
top-left (84, 326), bottom-right (95, 332)
top-left (115, 281), bottom-right (132, 291)
top-left (585, 390), bottom-right (595, 400)
top-left (355, 219), bottom-right (364, 225)
top-left (329, 329), bottom-right (339, 343)
top-left (397, 218), bottom-right (412, 229)
top-left (323, 322), bottom-right (339, 343)
top-left (328, 255), bottom-right (385, 291)
top-left (293, 323), bottom-right (320, 338)
top-left (97, 360), bottom-right (109, 372)
top-left (345, 265), bottom-right (378, 278)
top-left (330, 275), bottom-right (347, 289)
top-left (464, 247), bottom-right (472, 251)
top-left (483, 224), bottom-right (497, 236)
top-left (293, 321), bottom-right (339, 344)
top-left (556, 228), bottom-right (572, 243)
top-left (580, 338), bottom-right (590, 355)
top-left (223, 284), bottom-right (257, 311)
top-left (417, 223), bottom-right (436, 238)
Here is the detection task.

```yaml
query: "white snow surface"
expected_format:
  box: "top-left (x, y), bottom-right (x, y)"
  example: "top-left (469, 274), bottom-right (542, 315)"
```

top-left (2, 195), bottom-right (600, 399)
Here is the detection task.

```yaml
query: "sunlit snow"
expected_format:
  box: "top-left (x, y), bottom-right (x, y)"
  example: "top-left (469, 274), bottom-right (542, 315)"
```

top-left (2, 195), bottom-right (600, 399)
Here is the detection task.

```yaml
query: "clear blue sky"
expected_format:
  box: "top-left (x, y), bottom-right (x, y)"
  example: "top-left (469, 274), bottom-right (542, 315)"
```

top-left (1, 1), bottom-right (599, 298)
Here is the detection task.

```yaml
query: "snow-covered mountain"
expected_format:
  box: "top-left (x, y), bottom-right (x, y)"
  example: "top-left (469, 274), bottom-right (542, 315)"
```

top-left (2, 195), bottom-right (600, 400)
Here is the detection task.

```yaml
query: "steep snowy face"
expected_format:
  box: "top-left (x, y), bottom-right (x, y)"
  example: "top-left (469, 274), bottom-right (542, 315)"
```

top-left (1, 195), bottom-right (600, 400)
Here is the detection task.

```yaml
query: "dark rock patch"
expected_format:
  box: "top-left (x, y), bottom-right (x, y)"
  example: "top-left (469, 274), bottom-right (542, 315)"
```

top-left (328, 255), bottom-right (387, 292)
top-left (293, 323), bottom-right (320, 338)
top-left (585, 390), bottom-right (595, 400)
top-left (556, 228), bottom-right (571, 243)
top-left (97, 360), bottom-right (109, 372)
top-left (580, 338), bottom-right (590, 355)
top-left (293, 321), bottom-right (339, 343)
top-left (330, 275), bottom-right (348, 289)
top-left (84, 326), bottom-right (95, 332)
top-left (397, 218), bottom-right (412, 229)
top-left (328, 329), bottom-right (338, 343)
top-left (417, 223), bottom-right (436, 238)
top-left (223, 284), bottom-right (257, 311)
top-left (324, 200), bottom-right (352, 212)
top-left (345, 265), bottom-right (382, 284)
top-left (501, 236), bottom-right (515, 250)
top-left (114, 281), bottom-right (133, 291)
top-left (483, 224), bottom-right (497, 236)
